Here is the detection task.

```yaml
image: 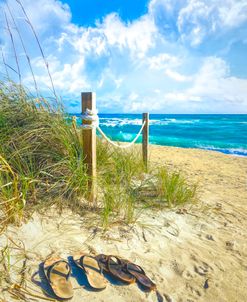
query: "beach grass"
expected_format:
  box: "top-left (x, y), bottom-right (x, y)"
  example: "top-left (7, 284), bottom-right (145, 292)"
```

top-left (156, 167), bottom-right (198, 207)
top-left (0, 237), bottom-right (46, 302)
top-left (0, 83), bottom-right (198, 230)
top-left (0, 83), bottom-right (89, 228)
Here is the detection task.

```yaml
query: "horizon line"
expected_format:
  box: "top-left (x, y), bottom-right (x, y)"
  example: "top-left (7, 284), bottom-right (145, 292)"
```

top-left (68, 112), bottom-right (247, 115)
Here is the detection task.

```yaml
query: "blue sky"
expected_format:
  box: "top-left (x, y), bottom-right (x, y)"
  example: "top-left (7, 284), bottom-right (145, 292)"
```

top-left (62, 0), bottom-right (149, 26)
top-left (1, 0), bottom-right (247, 113)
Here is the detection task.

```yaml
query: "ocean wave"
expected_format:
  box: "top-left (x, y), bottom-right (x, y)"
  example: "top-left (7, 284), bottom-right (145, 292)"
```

top-left (199, 146), bottom-right (247, 156)
top-left (100, 118), bottom-right (154, 127)
top-left (99, 117), bottom-right (200, 127)
top-left (120, 132), bottom-right (135, 140)
top-left (164, 118), bottom-right (200, 124)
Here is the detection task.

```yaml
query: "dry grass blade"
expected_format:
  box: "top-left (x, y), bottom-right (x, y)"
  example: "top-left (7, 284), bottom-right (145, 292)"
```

top-left (15, 0), bottom-right (58, 102)
top-left (1, 48), bottom-right (10, 80)
top-left (5, 2), bottom-right (39, 97)
top-left (0, 154), bottom-right (24, 227)
top-left (8, 284), bottom-right (56, 301)
top-left (3, 10), bottom-right (21, 85)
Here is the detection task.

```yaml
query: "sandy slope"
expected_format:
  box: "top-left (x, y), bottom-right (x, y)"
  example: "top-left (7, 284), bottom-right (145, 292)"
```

top-left (1, 146), bottom-right (247, 302)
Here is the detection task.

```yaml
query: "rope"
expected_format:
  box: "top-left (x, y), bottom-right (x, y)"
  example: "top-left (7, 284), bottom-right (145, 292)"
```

top-left (81, 108), bottom-right (146, 149)
top-left (97, 121), bottom-right (146, 149)
top-left (81, 108), bottom-right (99, 129)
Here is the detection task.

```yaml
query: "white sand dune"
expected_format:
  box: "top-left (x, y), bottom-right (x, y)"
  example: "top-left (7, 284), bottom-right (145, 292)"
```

top-left (1, 146), bottom-right (247, 302)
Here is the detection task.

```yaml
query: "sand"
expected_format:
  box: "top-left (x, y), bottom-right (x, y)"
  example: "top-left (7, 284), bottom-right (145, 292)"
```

top-left (0, 146), bottom-right (247, 302)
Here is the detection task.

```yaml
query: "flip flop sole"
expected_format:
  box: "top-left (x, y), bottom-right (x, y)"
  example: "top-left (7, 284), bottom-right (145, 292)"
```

top-left (73, 253), bottom-right (107, 290)
top-left (43, 257), bottom-right (73, 300)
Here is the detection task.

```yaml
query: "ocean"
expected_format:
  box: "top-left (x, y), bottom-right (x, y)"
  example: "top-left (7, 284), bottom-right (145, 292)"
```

top-left (75, 114), bottom-right (247, 157)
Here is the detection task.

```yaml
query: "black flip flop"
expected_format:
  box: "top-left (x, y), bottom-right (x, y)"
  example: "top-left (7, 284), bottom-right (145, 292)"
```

top-left (126, 262), bottom-right (156, 291)
top-left (106, 255), bottom-right (136, 284)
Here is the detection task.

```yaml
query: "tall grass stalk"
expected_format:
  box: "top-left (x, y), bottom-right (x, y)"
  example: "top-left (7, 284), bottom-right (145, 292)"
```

top-left (4, 11), bottom-right (21, 85)
top-left (15, 0), bottom-right (58, 102)
top-left (6, 2), bottom-right (39, 97)
top-left (1, 48), bottom-right (10, 80)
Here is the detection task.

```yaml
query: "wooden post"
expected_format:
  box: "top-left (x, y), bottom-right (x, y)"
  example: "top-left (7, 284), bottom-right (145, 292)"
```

top-left (81, 92), bottom-right (97, 203)
top-left (142, 113), bottom-right (149, 170)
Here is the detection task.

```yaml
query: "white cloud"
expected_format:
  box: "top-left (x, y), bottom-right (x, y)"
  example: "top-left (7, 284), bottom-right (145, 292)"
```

top-left (165, 57), bottom-right (247, 111)
top-left (218, 0), bottom-right (247, 28)
top-left (165, 69), bottom-right (191, 82)
top-left (100, 13), bottom-right (157, 58)
top-left (149, 0), bottom-right (247, 46)
top-left (114, 78), bottom-right (123, 89)
top-left (128, 92), bottom-right (139, 101)
top-left (18, 0), bottom-right (71, 34)
top-left (1, 0), bottom-right (247, 113)
top-left (18, 7), bottom-right (158, 96)
top-left (148, 53), bottom-right (180, 70)
top-left (187, 57), bottom-right (247, 104)
top-left (165, 92), bottom-right (201, 102)
top-left (55, 12), bottom-right (157, 60)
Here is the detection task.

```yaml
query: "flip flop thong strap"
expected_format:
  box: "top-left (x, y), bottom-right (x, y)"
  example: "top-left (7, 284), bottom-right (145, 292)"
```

top-left (107, 255), bottom-right (125, 271)
top-left (78, 254), bottom-right (90, 271)
top-left (47, 260), bottom-right (71, 282)
top-left (96, 254), bottom-right (108, 265)
top-left (79, 255), bottom-right (102, 274)
top-left (126, 262), bottom-right (146, 275)
top-left (96, 254), bottom-right (108, 270)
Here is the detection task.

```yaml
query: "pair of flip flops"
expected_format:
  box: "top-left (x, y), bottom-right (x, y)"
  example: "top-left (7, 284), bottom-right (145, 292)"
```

top-left (43, 254), bottom-right (156, 300)
top-left (43, 253), bottom-right (107, 300)
top-left (96, 254), bottom-right (156, 291)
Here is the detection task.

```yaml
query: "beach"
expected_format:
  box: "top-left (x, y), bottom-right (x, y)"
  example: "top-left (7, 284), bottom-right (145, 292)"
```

top-left (1, 146), bottom-right (247, 302)
top-left (1, 0), bottom-right (247, 301)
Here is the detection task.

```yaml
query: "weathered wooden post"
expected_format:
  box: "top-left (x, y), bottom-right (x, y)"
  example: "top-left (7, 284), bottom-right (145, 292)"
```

top-left (142, 113), bottom-right (149, 170)
top-left (81, 92), bottom-right (97, 203)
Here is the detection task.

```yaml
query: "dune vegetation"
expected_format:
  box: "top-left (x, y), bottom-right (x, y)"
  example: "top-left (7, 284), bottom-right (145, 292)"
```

top-left (0, 82), bottom-right (198, 232)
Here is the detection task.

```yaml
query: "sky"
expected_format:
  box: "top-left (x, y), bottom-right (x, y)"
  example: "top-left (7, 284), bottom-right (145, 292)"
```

top-left (0, 0), bottom-right (247, 113)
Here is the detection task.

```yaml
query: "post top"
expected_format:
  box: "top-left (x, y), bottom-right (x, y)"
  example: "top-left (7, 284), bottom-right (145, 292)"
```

top-left (81, 92), bottom-right (96, 111)
top-left (81, 92), bottom-right (96, 97)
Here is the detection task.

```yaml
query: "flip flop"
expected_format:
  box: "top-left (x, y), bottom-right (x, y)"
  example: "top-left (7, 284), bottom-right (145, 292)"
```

top-left (106, 255), bottom-right (136, 284)
top-left (73, 253), bottom-right (107, 290)
top-left (95, 254), bottom-right (109, 272)
top-left (43, 257), bottom-right (73, 300)
top-left (125, 262), bottom-right (156, 291)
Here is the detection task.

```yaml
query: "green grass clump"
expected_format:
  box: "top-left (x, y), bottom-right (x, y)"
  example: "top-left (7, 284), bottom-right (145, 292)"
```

top-left (97, 142), bottom-right (145, 228)
top-left (96, 138), bottom-right (146, 227)
top-left (100, 176), bottom-right (139, 228)
top-left (97, 139), bottom-right (145, 180)
top-left (0, 83), bottom-right (89, 227)
top-left (156, 167), bottom-right (198, 207)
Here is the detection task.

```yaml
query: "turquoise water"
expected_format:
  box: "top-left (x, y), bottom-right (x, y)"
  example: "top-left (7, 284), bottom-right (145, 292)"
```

top-left (76, 114), bottom-right (247, 156)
